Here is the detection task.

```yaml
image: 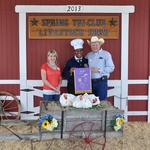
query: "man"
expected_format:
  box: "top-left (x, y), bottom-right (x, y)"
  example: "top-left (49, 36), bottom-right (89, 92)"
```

top-left (62, 39), bottom-right (88, 95)
top-left (86, 36), bottom-right (115, 101)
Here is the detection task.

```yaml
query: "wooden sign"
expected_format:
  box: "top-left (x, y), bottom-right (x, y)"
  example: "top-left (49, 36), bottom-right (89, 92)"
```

top-left (28, 16), bottom-right (119, 39)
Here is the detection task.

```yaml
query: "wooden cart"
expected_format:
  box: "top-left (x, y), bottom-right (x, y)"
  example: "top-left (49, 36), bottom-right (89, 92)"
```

top-left (39, 101), bottom-right (124, 150)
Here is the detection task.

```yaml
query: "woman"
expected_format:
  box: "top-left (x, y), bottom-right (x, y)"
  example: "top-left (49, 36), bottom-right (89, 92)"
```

top-left (41, 50), bottom-right (62, 101)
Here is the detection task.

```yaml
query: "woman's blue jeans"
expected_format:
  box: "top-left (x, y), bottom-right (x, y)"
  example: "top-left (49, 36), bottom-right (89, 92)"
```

top-left (43, 94), bottom-right (60, 102)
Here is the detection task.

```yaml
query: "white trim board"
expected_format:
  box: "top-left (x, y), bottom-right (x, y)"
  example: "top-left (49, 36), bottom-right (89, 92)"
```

top-left (128, 96), bottom-right (148, 100)
top-left (1, 79), bottom-right (148, 85)
top-left (127, 111), bottom-right (148, 116)
top-left (15, 5), bottom-right (134, 13)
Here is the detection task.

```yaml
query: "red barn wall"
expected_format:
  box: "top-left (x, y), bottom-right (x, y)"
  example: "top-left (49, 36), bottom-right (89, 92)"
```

top-left (0, 0), bottom-right (150, 121)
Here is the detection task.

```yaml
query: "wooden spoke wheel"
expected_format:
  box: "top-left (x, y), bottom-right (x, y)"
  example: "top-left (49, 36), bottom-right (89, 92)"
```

top-left (0, 91), bottom-right (21, 120)
top-left (68, 121), bottom-right (106, 150)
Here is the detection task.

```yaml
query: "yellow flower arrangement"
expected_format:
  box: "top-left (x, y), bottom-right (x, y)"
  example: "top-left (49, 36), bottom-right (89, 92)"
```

top-left (112, 114), bottom-right (124, 131)
top-left (38, 114), bottom-right (58, 131)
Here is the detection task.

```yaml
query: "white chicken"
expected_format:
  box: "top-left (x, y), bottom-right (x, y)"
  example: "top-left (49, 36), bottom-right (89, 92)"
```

top-left (87, 94), bottom-right (100, 106)
top-left (72, 94), bottom-right (93, 108)
top-left (59, 93), bottom-right (75, 107)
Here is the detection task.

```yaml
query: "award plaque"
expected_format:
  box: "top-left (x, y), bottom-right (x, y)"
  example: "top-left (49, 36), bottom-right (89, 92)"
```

top-left (74, 68), bottom-right (92, 94)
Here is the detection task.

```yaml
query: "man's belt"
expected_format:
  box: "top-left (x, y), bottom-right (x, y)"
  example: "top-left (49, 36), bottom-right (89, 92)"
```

top-left (92, 76), bottom-right (107, 82)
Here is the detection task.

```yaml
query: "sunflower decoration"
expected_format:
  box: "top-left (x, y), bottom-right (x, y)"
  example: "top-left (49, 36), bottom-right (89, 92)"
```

top-left (38, 114), bottom-right (58, 131)
top-left (111, 114), bottom-right (124, 131)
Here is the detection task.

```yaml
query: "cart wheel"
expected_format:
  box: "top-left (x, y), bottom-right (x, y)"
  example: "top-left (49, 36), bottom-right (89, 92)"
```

top-left (0, 91), bottom-right (21, 120)
top-left (68, 121), bottom-right (106, 150)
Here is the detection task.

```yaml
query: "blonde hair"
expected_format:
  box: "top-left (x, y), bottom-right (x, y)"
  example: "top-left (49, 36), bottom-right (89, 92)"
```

top-left (47, 49), bottom-right (58, 58)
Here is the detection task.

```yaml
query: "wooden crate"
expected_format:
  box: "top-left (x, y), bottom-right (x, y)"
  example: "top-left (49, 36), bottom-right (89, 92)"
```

top-left (64, 109), bottom-right (103, 132)
top-left (65, 109), bottom-right (123, 132)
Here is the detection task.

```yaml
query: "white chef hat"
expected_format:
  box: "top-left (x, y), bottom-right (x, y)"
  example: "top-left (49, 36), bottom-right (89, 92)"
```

top-left (70, 39), bottom-right (84, 50)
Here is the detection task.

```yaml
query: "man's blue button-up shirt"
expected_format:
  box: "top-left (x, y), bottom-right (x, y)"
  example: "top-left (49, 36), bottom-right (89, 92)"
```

top-left (85, 49), bottom-right (115, 79)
